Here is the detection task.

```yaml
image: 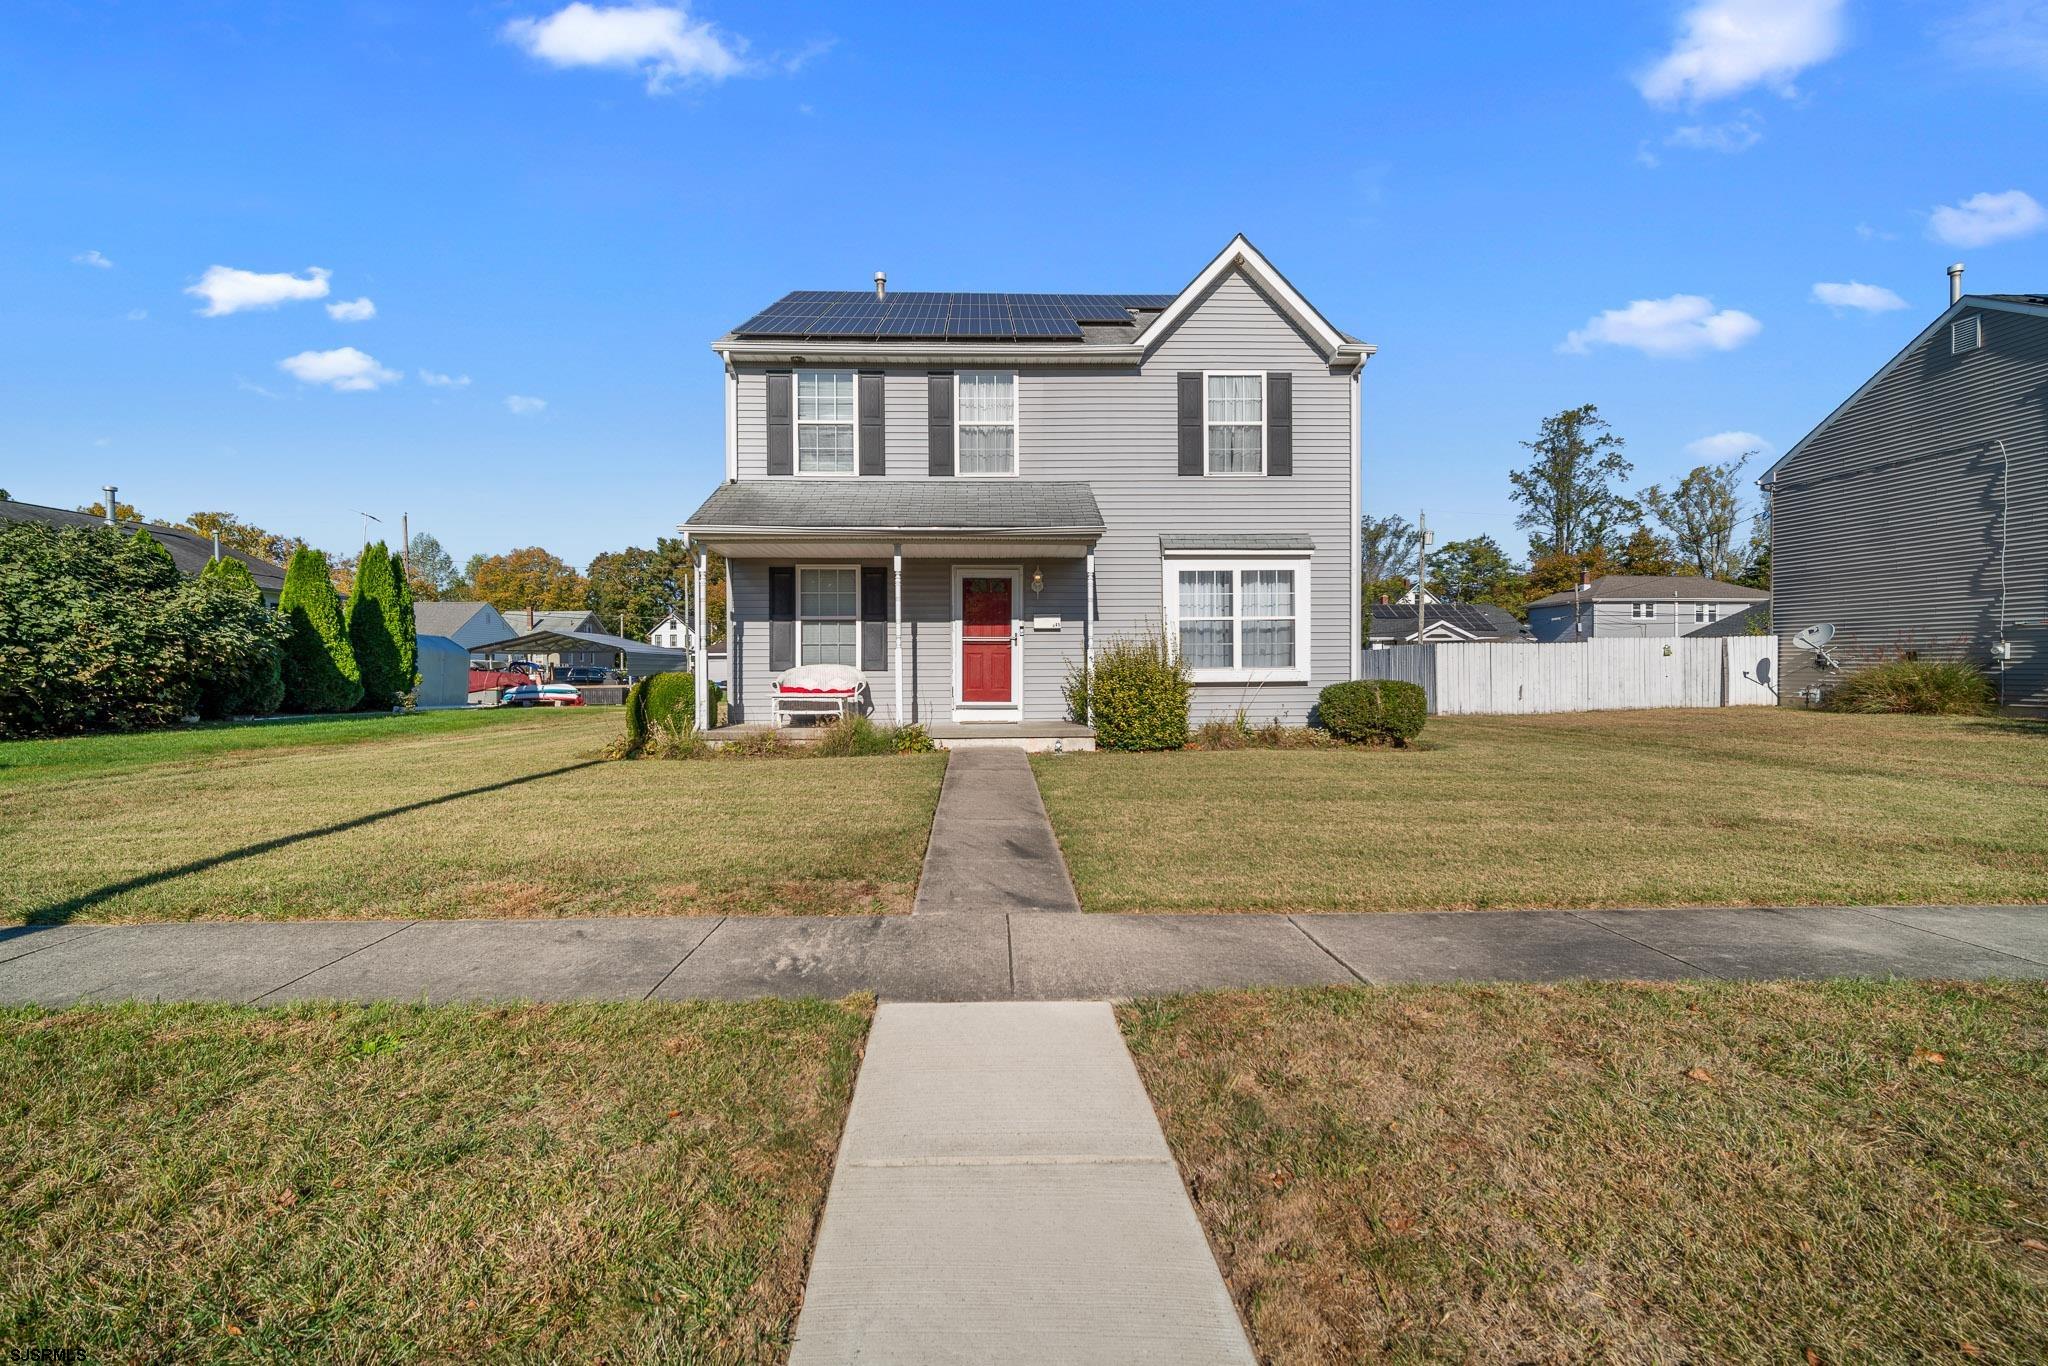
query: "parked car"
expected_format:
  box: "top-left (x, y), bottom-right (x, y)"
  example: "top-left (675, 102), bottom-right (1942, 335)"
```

top-left (499, 682), bottom-right (585, 708)
top-left (552, 665), bottom-right (613, 684)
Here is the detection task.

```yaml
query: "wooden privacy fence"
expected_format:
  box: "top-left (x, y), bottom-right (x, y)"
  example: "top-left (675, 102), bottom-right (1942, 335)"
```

top-left (1358, 637), bottom-right (1780, 715)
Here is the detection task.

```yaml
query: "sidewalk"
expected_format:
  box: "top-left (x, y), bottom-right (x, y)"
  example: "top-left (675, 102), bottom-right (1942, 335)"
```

top-left (2, 904), bottom-right (2043, 1006)
top-left (911, 748), bottom-right (1081, 915)
top-left (789, 1002), bottom-right (1255, 1365)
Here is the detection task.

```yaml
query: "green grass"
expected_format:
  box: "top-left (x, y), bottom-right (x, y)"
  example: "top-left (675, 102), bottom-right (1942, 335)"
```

top-left (1034, 708), bottom-right (2048, 912)
top-left (0, 707), bottom-right (557, 785)
top-left (1121, 980), bottom-right (2048, 1364)
top-left (1, 998), bottom-right (871, 1363)
top-left (2, 709), bottom-right (946, 924)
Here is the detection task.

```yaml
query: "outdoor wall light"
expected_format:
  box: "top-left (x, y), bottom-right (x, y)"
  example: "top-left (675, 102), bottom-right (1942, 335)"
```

top-left (1030, 566), bottom-right (1044, 594)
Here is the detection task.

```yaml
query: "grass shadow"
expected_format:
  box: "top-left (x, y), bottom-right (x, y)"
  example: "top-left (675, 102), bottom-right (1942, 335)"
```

top-left (20, 758), bottom-right (606, 927)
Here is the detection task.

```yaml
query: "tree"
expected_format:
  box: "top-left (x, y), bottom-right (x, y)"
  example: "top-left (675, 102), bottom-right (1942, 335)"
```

top-left (1427, 535), bottom-right (1528, 614)
top-left (1360, 513), bottom-right (1422, 607)
top-left (346, 542), bottom-right (406, 710)
top-left (1641, 455), bottom-right (1749, 580)
top-left (405, 532), bottom-right (458, 599)
top-left (468, 547), bottom-right (588, 612)
top-left (584, 537), bottom-right (727, 643)
top-left (277, 546), bottom-right (362, 713)
top-left (1616, 525), bottom-right (1677, 576)
top-left (77, 499), bottom-right (144, 524)
top-left (392, 556), bottom-right (419, 693)
top-left (1734, 502), bottom-right (1770, 590)
top-left (196, 557), bottom-right (286, 717)
top-left (178, 511), bottom-right (302, 565)
top-left (1524, 545), bottom-right (1617, 604)
top-left (1508, 404), bottom-right (1637, 560)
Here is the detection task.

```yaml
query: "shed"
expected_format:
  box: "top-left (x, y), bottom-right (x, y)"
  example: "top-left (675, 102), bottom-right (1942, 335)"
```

top-left (414, 634), bottom-right (471, 709)
top-left (469, 626), bottom-right (694, 680)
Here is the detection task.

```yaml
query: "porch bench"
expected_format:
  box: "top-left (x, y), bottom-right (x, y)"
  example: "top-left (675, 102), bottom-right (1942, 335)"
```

top-left (771, 664), bottom-right (868, 727)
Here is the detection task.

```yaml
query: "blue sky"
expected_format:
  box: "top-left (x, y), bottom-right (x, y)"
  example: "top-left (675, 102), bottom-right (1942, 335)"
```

top-left (3, 1), bottom-right (2046, 567)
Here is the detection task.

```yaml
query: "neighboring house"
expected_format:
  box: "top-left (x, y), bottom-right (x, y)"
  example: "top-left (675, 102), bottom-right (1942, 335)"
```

top-left (679, 236), bottom-right (1374, 728)
top-left (1, 497), bottom-right (287, 602)
top-left (1525, 575), bottom-right (1768, 643)
top-left (648, 609), bottom-right (693, 651)
top-left (1763, 275), bottom-right (2046, 708)
top-left (414, 600), bottom-right (517, 654)
top-left (1689, 603), bottom-right (1770, 639)
top-left (1368, 602), bottom-right (1528, 647)
top-left (497, 608), bottom-right (609, 671)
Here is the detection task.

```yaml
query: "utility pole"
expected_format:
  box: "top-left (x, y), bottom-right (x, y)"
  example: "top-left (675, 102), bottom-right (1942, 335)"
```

top-left (1416, 510), bottom-right (1431, 643)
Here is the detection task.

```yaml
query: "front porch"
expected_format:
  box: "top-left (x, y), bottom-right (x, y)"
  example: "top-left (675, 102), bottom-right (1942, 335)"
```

top-left (703, 718), bottom-right (1096, 753)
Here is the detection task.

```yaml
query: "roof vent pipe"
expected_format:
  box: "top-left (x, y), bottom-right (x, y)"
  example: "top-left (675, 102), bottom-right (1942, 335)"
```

top-left (101, 485), bottom-right (117, 526)
top-left (1948, 262), bottom-right (1965, 304)
top-left (874, 271), bottom-right (886, 301)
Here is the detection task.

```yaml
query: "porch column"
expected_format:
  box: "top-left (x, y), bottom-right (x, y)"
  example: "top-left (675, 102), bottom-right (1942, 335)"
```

top-left (692, 545), bottom-right (709, 727)
top-left (892, 542), bottom-right (904, 724)
top-left (1085, 545), bottom-right (1097, 679)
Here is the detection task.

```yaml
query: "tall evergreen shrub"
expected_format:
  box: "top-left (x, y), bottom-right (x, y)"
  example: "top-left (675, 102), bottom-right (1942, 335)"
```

top-left (346, 541), bottom-right (405, 710)
top-left (278, 546), bottom-right (362, 713)
top-left (391, 551), bottom-right (419, 697)
top-left (196, 557), bottom-right (285, 717)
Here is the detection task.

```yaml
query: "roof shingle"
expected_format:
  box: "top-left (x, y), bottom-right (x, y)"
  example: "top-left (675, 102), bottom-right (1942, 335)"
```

top-left (685, 480), bottom-right (1104, 533)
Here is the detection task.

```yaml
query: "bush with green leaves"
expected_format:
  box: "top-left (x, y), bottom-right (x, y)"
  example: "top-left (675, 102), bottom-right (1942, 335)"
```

top-left (346, 541), bottom-right (408, 711)
top-left (194, 558), bottom-right (286, 718)
top-left (277, 546), bottom-right (362, 714)
top-left (892, 723), bottom-right (937, 754)
top-left (813, 714), bottom-right (899, 757)
top-left (1082, 633), bottom-right (1191, 752)
top-left (1824, 658), bottom-right (1994, 716)
top-left (622, 671), bottom-right (724, 754)
top-left (1316, 679), bottom-right (1428, 745)
top-left (0, 521), bottom-right (286, 736)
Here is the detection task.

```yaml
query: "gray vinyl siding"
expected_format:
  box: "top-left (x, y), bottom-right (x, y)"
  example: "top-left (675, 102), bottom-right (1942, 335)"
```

top-left (1527, 600), bottom-right (1751, 642)
top-left (725, 267), bottom-right (1355, 724)
top-left (1770, 304), bottom-right (2048, 707)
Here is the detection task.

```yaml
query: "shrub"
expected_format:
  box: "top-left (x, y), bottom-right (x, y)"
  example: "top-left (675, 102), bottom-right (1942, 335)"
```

top-left (892, 723), bottom-right (938, 754)
top-left (1824, 659), bottom-right (1994, 716)
top-left (719, 729), bottom-right (799, 759)
top-left (1188, 711), bottom-right (1344, 751)
top-left (192, 562), bottom-right (285, 718)
top-left (277, 547), bottom-right (362, 714)
top-left (1085, 633), bottom-right (1191, 752)
top-left (622, 671), bottom-right (724, 755)
top-left (814, 714), bottom-right (898, 758)
top-left (1316, 679), bottom-right (1427, 745)
top-left (346, 541), bottom-right (406, 711)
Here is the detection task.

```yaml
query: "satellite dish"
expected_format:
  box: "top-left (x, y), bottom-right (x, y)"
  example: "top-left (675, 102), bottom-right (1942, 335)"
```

top-left (1793, 623), bottom-right (1836, 651)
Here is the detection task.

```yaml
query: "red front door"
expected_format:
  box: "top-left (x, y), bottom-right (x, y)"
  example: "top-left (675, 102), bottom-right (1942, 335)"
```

top-left (960, 576), bottom-right (1014, 704)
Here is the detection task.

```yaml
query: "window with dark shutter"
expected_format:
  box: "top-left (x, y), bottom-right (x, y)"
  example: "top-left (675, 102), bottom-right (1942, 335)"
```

top-left (928, 373), bottom-right (954, 476)
top-left (859, 373), bottom-right (886, 475)
top-left (765, 372), bottom-right (793, 476)
top-left (1177, 372), bottom-right (1202, 476)
top-left (861, 567), bottom-right (888, 669)
top-left (768, 566), bottom-right (796, 672)
top-left (1266, 372), bottom-right (1293, 476)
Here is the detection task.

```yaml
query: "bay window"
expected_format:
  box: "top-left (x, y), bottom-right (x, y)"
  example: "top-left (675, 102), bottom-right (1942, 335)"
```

top-left (957, 371), bottom-right (1017, 476)
top-left (795, 370), bottom-right (856, 475)
top-left (1163, 557), bottom-right (1310, 681)
top-left (797, 566), bottom-right (858, 665)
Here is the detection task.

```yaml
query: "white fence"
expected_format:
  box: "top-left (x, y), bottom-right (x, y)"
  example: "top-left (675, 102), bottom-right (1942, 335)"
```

top-left (1358, 637), bottom-right (1779, 715)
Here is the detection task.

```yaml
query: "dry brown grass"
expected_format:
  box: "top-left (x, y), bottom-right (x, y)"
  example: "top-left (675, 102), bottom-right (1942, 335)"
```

top-left (1035, 708), bottom-right (2048, 912)
top-left (1, 997), bottom-right (871, 1362)
top-left (1, 709), bottom-right (946, 924)
top-left (1120, 980), bottom-right (2048, 1364)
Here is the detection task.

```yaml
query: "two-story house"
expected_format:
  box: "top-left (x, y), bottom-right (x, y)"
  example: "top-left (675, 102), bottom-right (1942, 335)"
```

top-left (676, 237), bottom-right (1373, 740)
top-left (1525, 574), bottom-right (1768, 642)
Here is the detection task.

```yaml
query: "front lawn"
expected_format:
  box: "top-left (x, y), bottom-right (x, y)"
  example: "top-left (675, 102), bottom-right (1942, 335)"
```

top-left (0, 998), bottom-right (869, 1362)
top-left (1034, 709), bottom-right (2048, 912)
top-left (2, 709), bottom-right (946, 924)
top-left (1121, 980), bottom-right (2048, 1363)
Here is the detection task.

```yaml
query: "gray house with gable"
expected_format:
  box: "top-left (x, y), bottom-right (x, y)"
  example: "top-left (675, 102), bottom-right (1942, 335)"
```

top-left (678, 237), bottom-right (1372, 735)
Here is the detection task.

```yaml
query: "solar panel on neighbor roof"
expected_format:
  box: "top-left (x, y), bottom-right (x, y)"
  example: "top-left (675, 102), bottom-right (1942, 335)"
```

top-left (729, 289), bottom-right (1173, 340)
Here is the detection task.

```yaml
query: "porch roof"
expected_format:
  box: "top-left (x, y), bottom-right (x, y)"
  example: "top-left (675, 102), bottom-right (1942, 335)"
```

top-left (683, 479), bottom-right (1105, 558)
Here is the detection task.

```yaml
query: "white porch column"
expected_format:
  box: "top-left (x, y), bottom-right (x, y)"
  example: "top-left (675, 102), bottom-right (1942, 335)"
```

top-left (1085, 545), bottom-right (1097, 679)
top-left (892, 542), bottom-right (904, 724)
top-left (692, 545), bottom-right (709, 727)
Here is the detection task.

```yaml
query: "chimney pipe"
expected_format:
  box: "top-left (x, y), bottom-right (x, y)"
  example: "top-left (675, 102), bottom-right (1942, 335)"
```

top-left (874, 270), bottom-right (887, 301)
top-left (1948, 262), bottom-right (1965, 304)
top-left (101, 485), bottom-right (117, 526)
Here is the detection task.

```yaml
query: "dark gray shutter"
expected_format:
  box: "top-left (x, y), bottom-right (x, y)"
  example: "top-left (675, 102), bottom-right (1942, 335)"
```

top-left (768, 566), bottom-right (795, 672)
top-left (1177, 372), bottom-right (1203, 476)
top-left (861, 567), bottom-right (888, 670)
top-left (859, 372), bottom-right (885, 475)
top-left (928, 372), bottom-right (954, 476)
top-left (1266, 372), bottom-right (1292, 476)
top-left (766, 372), bottom-right (793, 476)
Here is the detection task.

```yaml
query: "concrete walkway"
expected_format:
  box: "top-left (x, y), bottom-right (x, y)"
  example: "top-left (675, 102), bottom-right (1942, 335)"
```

top-left (789, 1002), bottom-right (1254, 1365)
top-left (3, 905), bottom-right (2044, 1006)
top-left (911, 749), bottom-right (1081, 916)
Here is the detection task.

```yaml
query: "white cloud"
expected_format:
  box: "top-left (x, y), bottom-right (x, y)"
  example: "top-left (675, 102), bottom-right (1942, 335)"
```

top-left (1665, 112), bottom-right (1763, 153)
top-left (505, 394), bottom-right (548, 415)
top-left (72, 249), bottom-right (114, 269)
top-left (278, 347), bottom-right (400, 392)
top-left (419, 369), bottom-right (471, 388)
top-left (504, 3), bottom-right (745, 93)
top-left (326, 296), bottom-right (376, 322)
top-left (1855, 221), bottom-right (1898, 242)
top-left (1811, 280), bottom-right (1910, 312)
top-left (1638, 0), bottom-right (1846, 105)
top-left (125, 308), bottom-right (148, 322)
top-left (1938, 2), bottom-right (2048, 76)
top-left (1927, 189), bottom-right (2047, 247)
top-left (187, 265), bottom-right (331, 317)
top-left (1561, 295), bottom-right (1763, 358)
top-left (1686, 430), bottom-right (1774, 460)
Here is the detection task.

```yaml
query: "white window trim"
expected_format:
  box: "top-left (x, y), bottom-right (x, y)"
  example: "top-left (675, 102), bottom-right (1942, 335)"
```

top-left (794, 369), bottom-right (859, 479)
top-left (954, 370), bottom-right (1020, 478)
top-left (1160, 554), bottom-right (1311, 683)
top-left (1695, 602), bottom-right (1720, 623)
top-left (1201, 370), bottom-right (1267, 478)
top-left (1632, 601), bottom-right (1655, 619)
top-left (796, 563), bottom-right (861, 667)
top-left (950, 565), bottom-right (1023, 722)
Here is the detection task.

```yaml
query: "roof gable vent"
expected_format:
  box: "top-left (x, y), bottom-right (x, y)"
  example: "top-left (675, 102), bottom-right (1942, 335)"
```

top-left (1951, 315), bottom-right (1983, 355)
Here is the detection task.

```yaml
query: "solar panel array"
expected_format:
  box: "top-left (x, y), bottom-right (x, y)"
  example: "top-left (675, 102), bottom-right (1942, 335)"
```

top-left (731, 291), bottom-right (1175, 341)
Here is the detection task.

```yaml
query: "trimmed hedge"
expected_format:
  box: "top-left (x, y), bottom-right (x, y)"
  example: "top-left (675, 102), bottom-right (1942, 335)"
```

top-left (1316, 679), bottom-right (1427, 744)
top-left (1825, 659), bottom-right (1994, 716)
top-left (623, 671), bottom-right (724, 752)
top-left (1085, 634), bottom-right (1191, 752)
